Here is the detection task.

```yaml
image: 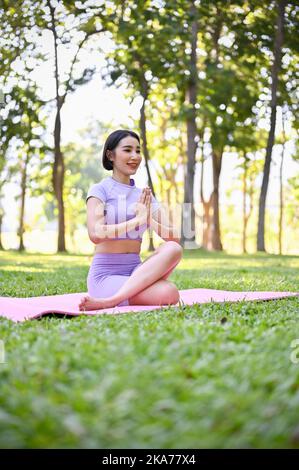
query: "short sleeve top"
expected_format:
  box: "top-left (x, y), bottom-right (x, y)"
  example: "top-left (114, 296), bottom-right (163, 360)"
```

top-left (86, 176), bottom-right (160, 241)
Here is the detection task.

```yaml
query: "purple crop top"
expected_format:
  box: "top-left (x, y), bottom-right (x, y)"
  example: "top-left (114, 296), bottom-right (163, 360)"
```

top-left (86, 176), bottom-right (161, 241)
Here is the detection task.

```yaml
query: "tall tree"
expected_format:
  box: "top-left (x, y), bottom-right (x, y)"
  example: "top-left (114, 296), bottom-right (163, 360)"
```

top-left (180, 0), bottom-right (199, 248)
top-left (197, 1), bottom-right (263, 250)
top-left (45, 0), bottom-right (104, 251)
top-left (2, 0), bottom-right (106, 252)
top-left (97, 0), bottom-right (175, 250)
top-left (257, 0), bottom-right (287, 251)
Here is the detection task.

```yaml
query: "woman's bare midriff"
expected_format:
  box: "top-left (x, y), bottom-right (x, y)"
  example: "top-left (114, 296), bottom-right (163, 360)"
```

top-left (94, 239), bottom-right (142, 254)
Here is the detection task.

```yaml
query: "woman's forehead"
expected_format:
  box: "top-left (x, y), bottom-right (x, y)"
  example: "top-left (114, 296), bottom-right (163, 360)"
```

top-left (119, 136), bottom-right (140, 148)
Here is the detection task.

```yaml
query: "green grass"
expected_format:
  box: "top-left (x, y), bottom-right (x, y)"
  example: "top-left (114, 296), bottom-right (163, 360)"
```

top-left (0, 248), bottom-right (299, 449)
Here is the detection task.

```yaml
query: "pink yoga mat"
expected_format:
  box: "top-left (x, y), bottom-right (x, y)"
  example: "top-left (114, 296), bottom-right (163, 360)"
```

top-left (0, 288), bottom-right (298, 323)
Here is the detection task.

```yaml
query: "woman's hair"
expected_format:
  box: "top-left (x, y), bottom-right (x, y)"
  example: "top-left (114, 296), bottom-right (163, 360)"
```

top-left (102, 129), bottom-right (141, 171)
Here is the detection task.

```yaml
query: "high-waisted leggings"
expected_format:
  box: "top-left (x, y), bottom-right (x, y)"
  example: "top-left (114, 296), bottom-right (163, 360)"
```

top-left (87, 253), bottom-right (143, 307)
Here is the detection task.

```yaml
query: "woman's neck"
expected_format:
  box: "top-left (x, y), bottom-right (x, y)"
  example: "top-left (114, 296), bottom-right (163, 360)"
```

top-left (111, 172), bottom-right (131, 185)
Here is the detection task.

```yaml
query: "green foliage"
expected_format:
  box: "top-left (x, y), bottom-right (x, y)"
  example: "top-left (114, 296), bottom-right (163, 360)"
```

top-left (1, 0), bottom-right (298, 252)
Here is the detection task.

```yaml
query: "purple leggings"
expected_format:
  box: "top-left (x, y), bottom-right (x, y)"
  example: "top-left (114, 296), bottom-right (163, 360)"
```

top-left (87, 253), bottom-right (143, 307)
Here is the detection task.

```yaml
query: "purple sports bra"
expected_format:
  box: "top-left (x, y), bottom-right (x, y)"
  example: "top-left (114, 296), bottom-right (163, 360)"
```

top-left (86, 176), bottom-right (160, 241)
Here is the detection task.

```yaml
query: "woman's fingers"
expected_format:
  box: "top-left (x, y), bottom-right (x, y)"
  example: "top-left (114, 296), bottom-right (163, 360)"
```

top-left (144, 188), bottom-right (150, 205)
top-left (139, 189), bottom-right (146, 203)
top-left (140, 187), bottom-right (151, 199)
top-left (139, 190), bottom-right (150, 215)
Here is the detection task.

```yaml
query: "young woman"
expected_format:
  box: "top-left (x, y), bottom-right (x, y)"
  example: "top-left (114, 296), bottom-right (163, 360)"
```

top-left (79, 129), bottom-right (182, 311)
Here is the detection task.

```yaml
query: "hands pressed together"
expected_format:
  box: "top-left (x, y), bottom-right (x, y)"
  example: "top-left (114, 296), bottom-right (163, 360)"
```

top-left (134, 187), bottom-right (153, 226)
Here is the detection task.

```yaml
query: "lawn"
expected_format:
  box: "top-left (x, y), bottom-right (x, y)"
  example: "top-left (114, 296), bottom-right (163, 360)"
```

top-left (0, 249), bottom-right (298, 449)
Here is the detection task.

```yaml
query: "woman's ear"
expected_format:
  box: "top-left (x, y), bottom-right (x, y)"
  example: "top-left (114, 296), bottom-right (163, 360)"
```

top-left (107, 150), bottom-right (114, 164)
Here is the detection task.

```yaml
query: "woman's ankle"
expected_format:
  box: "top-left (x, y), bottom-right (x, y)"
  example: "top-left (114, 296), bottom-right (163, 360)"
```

top-left (107, 295), bottom-right (123, 307)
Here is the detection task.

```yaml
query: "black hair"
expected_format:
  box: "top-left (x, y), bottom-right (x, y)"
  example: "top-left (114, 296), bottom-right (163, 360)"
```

top-left (102, 129), bottom-right (141, 171)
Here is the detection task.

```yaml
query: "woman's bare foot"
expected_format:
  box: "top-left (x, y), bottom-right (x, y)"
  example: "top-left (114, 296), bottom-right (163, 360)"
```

top-left (78, 295), bottom-right (116, 311)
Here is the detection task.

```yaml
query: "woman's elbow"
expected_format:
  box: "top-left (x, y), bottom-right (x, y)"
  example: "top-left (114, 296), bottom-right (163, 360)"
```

top-left (89, 229), bottom-right (105, 244)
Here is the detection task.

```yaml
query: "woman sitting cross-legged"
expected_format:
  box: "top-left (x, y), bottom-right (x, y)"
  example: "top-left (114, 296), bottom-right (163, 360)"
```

top-left (79, 129), bottom-right (182, 311)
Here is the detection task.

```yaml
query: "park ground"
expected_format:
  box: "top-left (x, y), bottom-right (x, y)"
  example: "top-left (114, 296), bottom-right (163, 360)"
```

top-left (0, 249), bottom-right (298, 448)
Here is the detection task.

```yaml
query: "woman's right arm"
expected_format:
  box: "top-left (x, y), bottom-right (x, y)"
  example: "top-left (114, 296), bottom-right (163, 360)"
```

top-left (87, 196), bottom-right (148, 244)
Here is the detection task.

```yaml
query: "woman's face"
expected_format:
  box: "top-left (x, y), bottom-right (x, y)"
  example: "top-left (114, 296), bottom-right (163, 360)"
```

top-left (110, 136), bottom-right (142, 175)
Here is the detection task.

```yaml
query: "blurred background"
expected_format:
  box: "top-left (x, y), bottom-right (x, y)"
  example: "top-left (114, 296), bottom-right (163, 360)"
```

top-left (0, 0), bottom-right (298, 255)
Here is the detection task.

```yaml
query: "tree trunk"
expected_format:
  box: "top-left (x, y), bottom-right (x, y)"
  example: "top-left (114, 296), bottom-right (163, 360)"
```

top-left (208, 8), bottom-right (224, 252)
top-left (199, 125), bottom-right (212, 250)
top-left (181, 1), bottom-right (198, 249)
top-left (279, 106), bottom-right (286, 255)
top-left (202, 198), bottom-right (213, 249)
top-left (211, 150), bottom-right (223, 251)
top-left (48, 0), bottom-right (67, 253)
top-left (242, 153), bottom-right (248, 254)
top-left (257, 0), bottom-right (286, 251)
top-left (18, 152), bottom-right (29, 252)
top-left (139, 87), bottom-right (155, 252)
top-left (53, 108), bottom-right (66, 252)
top-left (199, 123), bottom-right (213, 250)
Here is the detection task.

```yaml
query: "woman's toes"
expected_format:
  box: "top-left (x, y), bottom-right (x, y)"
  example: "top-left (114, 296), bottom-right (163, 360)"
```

top-left (78, 296), bottom-right (89, 310)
